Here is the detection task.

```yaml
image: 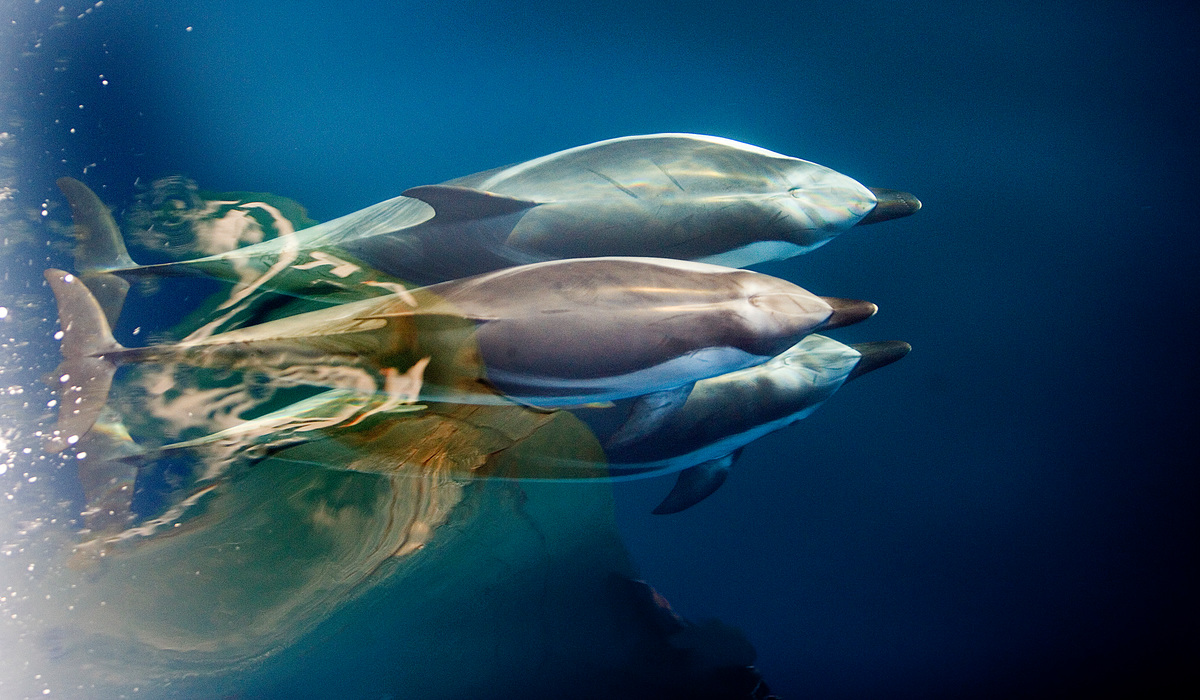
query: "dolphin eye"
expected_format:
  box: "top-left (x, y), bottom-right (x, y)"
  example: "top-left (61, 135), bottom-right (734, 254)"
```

top-left (787, 187), bottom-right (806, 198)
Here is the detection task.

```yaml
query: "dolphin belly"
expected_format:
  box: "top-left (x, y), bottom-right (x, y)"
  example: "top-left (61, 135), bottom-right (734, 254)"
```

top-left (696, 240), bottom-right (814, 268)
top-left (481, 346), bottom-right (767, 405)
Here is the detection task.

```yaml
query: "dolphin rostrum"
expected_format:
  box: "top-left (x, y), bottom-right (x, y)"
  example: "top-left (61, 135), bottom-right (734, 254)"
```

top-left (42, 257), bottom-right (875, 451)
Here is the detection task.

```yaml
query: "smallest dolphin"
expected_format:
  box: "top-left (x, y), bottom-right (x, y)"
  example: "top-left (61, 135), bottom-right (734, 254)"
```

top-left (572, 334), bottom-right (911, 513)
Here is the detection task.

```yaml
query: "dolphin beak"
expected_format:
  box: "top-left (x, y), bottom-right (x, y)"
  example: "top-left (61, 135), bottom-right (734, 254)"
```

top-left (819, 297), bottom-right (878, 329)
top-left (856, 188), bottom-right (922, 225)
top-left (846, 341), bottom-right (912, 381)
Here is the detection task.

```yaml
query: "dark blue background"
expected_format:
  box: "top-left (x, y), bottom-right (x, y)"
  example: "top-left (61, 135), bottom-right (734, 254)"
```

top-left (6, 1), bottom-right (1197, 697)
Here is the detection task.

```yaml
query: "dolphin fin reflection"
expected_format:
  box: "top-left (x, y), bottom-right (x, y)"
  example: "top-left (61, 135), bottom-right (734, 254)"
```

top-left (653, 451), bottom-right (738, 515)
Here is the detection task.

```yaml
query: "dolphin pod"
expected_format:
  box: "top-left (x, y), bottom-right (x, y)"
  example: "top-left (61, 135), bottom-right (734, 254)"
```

top-left (46, 133), bottom-right (919, 513)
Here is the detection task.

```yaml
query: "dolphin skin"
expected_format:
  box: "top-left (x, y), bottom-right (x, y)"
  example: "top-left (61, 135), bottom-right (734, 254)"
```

top-left (45, 134), bottom-right (918, 518)
top-left (60, 134), bottom-right (919, 293)
top-left (42, 257), bottom-right (874, 451)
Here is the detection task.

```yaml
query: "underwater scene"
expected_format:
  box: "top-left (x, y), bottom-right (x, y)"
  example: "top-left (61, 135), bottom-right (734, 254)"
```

top-left (0, 2), bottom-right (1196, 699)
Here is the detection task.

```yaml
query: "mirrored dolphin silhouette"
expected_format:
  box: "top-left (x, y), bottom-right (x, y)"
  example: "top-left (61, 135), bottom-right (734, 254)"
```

top-left (43, 258), bottom-right (875, 452)
top-left (59, 134), bottom-right (919, 298)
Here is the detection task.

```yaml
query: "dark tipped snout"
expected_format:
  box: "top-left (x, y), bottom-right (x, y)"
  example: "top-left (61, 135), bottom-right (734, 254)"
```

top-left (819, 297), bottom-right (878, 329)
top-left (856, 188), bottom-right (922, 225)
top-left (846, 340), bottom-right (912, 381)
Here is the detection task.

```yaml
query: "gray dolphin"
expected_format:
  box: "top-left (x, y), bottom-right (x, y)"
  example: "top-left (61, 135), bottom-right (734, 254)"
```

top-left (357, 133), bottom-right (919, 277)
top-left (492, 334), bottom-right (909, 513)
top-left (593, 334), bottom-right (912, 513)
top-left (42, 257), bottom-right (875, 451)
top-left (61, 134), bottom-right (919, 293)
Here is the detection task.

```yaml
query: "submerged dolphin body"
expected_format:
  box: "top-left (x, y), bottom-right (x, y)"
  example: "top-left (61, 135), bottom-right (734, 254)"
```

top-left (589, 335), bottom-right (911, 513)
top-left (61, 134), bottom-right (919, 294)
top-left (43, 258), bottom-right (875, 451)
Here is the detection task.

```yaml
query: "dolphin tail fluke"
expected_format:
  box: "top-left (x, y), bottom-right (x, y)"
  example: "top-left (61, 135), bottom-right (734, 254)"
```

top-left (75, 406), bottom-right (145, 533)
top-left (80, 273), bottom-right (130, 331)
top-left (57, 177), bottom-right (137, 274)
top-left (44, 269), bottom-right (125, 453)
top-left (651, 450), bottom-right (739, 515)
top-left (57, 177), bottom-right (138, 326)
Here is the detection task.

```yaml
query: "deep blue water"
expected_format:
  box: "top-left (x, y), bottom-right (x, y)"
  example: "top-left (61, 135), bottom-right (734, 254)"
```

top-left (2, 1), bottom-right (1197, 697)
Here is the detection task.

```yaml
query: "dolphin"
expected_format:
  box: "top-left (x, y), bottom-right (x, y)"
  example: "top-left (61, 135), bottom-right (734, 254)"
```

top-left (42, 257), bottom-right (875, 451)
top-left (59, 134), bottom-right (919, 294)
top-left (354, 133), bottom-right (921, 278)
top-left (591, 334), bottom-right (912, 513)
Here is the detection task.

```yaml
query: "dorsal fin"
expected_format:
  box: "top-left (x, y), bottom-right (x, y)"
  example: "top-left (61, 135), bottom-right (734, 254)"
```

top-left (402, 185), bottom-right (539, 222)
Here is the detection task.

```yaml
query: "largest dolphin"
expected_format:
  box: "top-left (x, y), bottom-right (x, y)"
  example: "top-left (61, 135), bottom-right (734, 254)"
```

top-left (42, 257), bottom-right (875, 451)
top-left (59, 134), bottom-right (919, 299)
top-left (353, 133), bottom-right (921, 279)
